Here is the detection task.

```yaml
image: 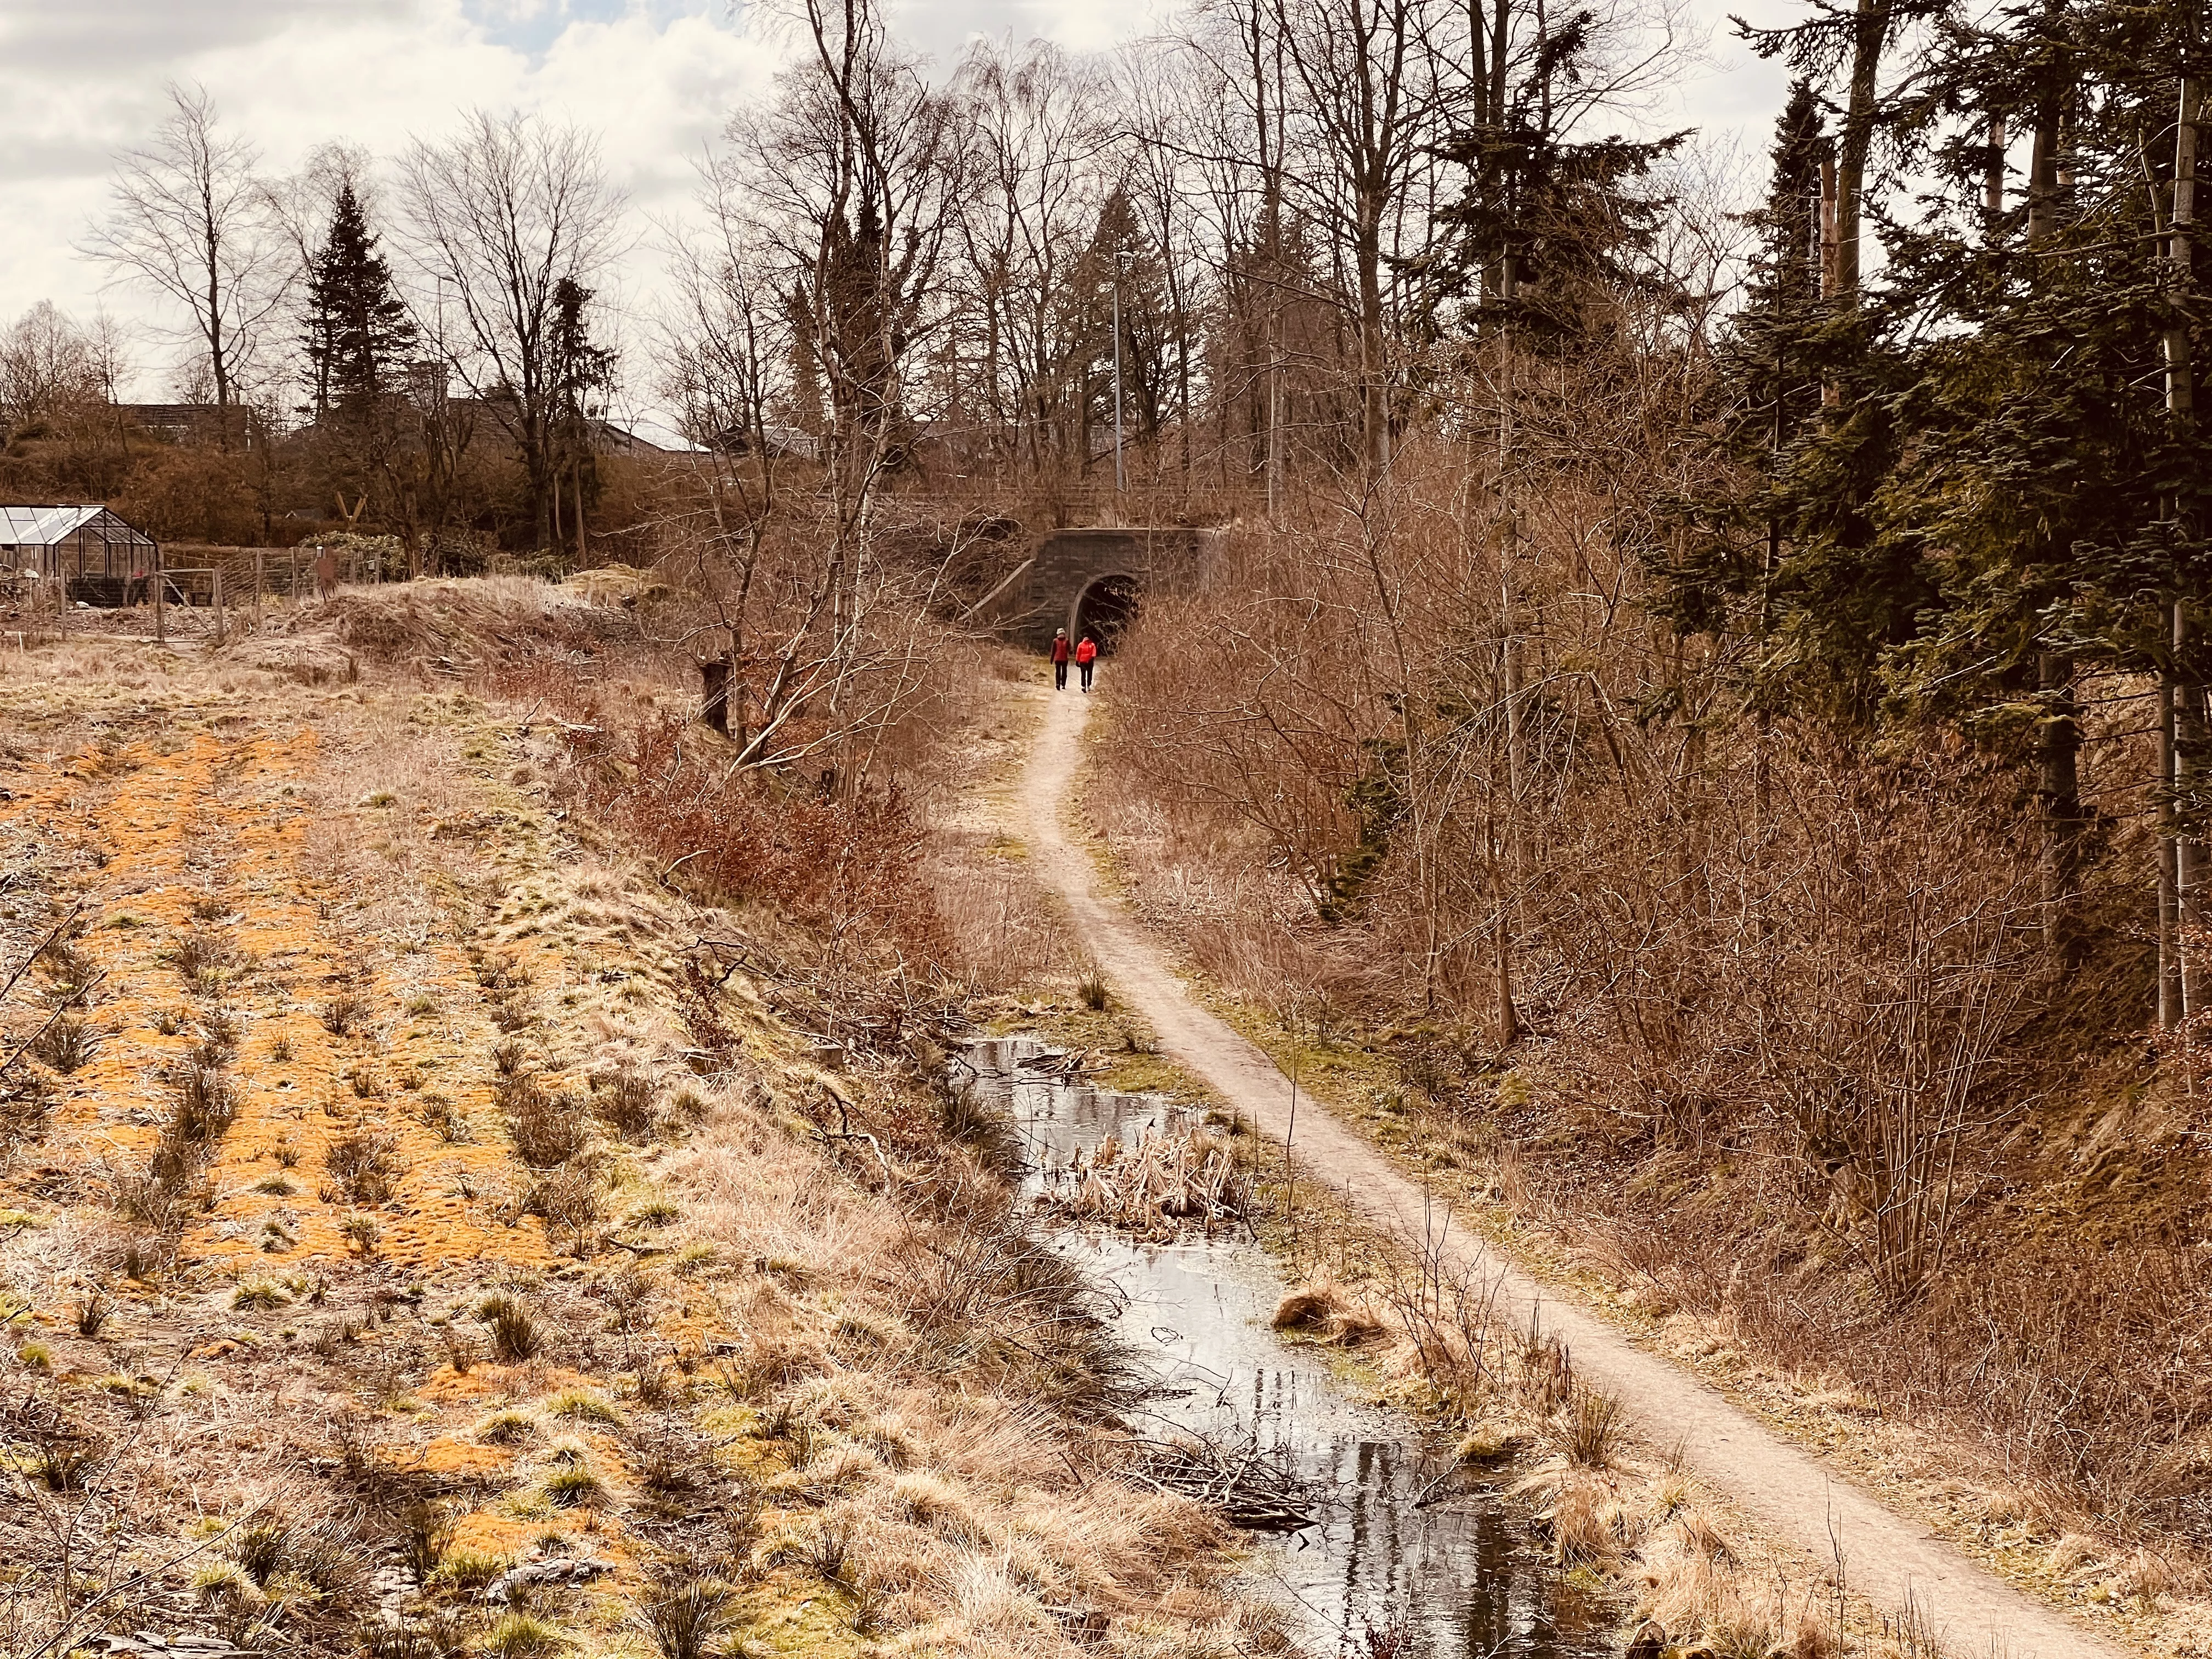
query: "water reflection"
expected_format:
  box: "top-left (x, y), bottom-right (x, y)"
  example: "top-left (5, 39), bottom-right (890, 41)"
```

top-left (959, 1039), bottom-right (1610, 1659)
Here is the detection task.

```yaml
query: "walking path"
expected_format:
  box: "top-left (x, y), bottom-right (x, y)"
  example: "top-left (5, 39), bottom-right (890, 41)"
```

top-left (1023, 687), bottom-right (2119, 1659)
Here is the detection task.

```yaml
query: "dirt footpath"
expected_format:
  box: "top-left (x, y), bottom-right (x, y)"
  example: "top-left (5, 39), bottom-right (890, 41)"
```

top-left (1023, 686), bottom-right (2120, 1659)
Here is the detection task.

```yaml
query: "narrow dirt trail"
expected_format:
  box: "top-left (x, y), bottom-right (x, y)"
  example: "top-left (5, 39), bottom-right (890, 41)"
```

top-left (1023, 687), bottom-right (2118, 1659)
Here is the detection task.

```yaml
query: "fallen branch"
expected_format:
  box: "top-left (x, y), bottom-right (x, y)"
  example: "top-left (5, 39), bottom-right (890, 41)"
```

top-left (0, 902), bottom-right (86, 1007)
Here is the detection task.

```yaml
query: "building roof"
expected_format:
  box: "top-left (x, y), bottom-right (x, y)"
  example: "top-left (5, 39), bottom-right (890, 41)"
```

top-left (0, 505), bottom-right (156, 548)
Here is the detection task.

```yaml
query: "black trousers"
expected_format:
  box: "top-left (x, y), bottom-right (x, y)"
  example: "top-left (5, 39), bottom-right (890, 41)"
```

top-left (1079, 662), bottom-right (1094, 691)
top-left (1054, 660), bottom-right (1069, 689)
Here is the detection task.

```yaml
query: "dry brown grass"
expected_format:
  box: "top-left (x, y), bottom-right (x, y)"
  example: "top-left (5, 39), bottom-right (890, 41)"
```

top-left (0, 622), bottom-right (1267, 1659)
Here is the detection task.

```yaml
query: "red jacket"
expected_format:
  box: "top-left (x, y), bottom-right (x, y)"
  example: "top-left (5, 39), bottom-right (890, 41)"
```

top-left (1052, 636), bottom-right (1070, 663)
top-left (1075, 639), bottom-right (1097, 665)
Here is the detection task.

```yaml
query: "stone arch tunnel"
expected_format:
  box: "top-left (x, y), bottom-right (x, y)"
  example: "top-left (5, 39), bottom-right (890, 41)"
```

top-left (973, 526), bottom-right (1221, 654)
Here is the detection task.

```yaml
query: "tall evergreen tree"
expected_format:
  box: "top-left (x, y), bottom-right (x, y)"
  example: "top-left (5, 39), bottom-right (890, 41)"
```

top-left (548, 275), bottom-right (616, 536)
top-left (300, 182), bottom-right (415, 421)
top-left (1428, 17), bottom-right (1690, 349)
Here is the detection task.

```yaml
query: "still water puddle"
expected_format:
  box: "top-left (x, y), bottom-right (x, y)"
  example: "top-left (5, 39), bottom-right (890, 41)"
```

top-left (959, 1037), bottom-right (1610, 1659)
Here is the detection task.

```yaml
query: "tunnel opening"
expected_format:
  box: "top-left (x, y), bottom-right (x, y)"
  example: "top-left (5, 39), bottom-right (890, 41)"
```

top-left (1071, 573), bottom-right (1142, 653)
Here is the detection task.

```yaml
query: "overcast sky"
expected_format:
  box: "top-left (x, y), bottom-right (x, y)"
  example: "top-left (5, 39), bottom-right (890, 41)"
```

top-left (0, 0), bottom-right (1792, 415)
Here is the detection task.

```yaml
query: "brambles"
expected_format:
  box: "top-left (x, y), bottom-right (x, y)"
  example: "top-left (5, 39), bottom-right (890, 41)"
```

top-left (326, 1131), bottom-right (399, 1204)
top-left (74, 1291), bottom-right (112, 1336)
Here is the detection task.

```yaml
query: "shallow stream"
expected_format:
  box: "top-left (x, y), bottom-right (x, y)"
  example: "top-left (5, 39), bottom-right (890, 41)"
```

top-left (958, 1037), bottom-right (1610, 1659)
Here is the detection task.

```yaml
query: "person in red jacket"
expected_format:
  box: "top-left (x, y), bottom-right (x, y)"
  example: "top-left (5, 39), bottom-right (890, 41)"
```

top-left (1075, 632), bottom-right (1099, 692)
top-left (1049, 627), bottom-right (1070, 690)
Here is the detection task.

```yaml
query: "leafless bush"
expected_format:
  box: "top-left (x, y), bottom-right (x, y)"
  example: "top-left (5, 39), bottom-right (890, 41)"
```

top-left (35, 936), bottom-right (98, 999)
top-left (394, 1499), bottom-right (453, 1584)
top-left (503, 1074), bottom-right (588, 1166)
top-left (1373, 1236), bottom-right (1509, 1420)
top-left (591, 1065), bottom-right (659, 1141)
top-left (326, 1131), bottom-right (399, 1205)
top-left (418, 1093), bottom-right (471, 1141)
top-left (633, 1558), bottom-right (742, 1659)
top-left (320, 986), bottom-right (371, 1036)
top-left (30, 1014), bottom-right (97, 1073)
top-left (479, 1294), bottom-right (543, 1362)
top-left (888, 1208), bottom-right (1139, 1418)
top-left (72, 1291), bottom-right (112, 1337)
top-left (165, 926), bottom-right (253, 995)
top-left (523, 1165), bottom-right (602, 1257)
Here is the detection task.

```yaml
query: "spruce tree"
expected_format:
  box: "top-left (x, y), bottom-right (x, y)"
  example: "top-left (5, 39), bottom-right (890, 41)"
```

top-left (301, 183), bottom-right (415, 421)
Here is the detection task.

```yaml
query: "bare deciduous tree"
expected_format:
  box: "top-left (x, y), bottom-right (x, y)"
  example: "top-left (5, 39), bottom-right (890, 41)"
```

top-left (396, 110), bottom-right (625, 550)
top-left (82, 83), bottom-right (292, 428)
top-left (0, 303), bottom-right (104, 436)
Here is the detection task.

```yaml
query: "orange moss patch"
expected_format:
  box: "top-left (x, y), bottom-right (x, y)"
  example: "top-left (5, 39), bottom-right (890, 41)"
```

top-left (393, 1435), bottom-right (516, 1477)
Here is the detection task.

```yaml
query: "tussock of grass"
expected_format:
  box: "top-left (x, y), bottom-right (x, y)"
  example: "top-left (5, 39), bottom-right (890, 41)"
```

top-left (476, 1408), bottom-right (537, 1444)
top-left (543, 1388), bottom-right (620, 1425)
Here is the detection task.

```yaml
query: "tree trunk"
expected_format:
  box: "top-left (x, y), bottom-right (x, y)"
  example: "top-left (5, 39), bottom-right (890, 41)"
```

top-left (1832, 0), bottom-right (1886, 299)
top-left (2161, 76), bottom-right (2199, 1022)
top-left (699, 655), bottom-right (734, 737)
top-left (2039, 652), bottom-right (2085, 973)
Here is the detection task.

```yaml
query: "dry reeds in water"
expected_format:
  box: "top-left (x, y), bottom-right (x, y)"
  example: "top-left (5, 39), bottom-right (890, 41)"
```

top-left (1040, 1124), bottom-right (1254, 1239)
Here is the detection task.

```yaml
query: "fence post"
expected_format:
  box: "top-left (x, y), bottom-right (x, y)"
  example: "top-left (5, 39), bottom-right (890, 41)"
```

top-left (290, 546), bottom-right (299, 604)
top-left (214, 568), bottom-right (225, 647)
top-left (254, 550), bottom-right (264, 624)
top-left (154, 546), bottom-right (166, 645)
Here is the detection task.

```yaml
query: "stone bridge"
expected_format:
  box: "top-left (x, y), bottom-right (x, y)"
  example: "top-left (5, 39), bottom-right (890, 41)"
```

top-left (973, 526), bottom-right (1221, 653)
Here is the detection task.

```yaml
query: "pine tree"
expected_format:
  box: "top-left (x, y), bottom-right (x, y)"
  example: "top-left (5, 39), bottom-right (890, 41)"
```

top-left (548, 276), bottom-right (616, 535)
top-left (1428, 18), bottom-right (1689, 349)
top-left (300, 183), bottom-right (415, 421)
